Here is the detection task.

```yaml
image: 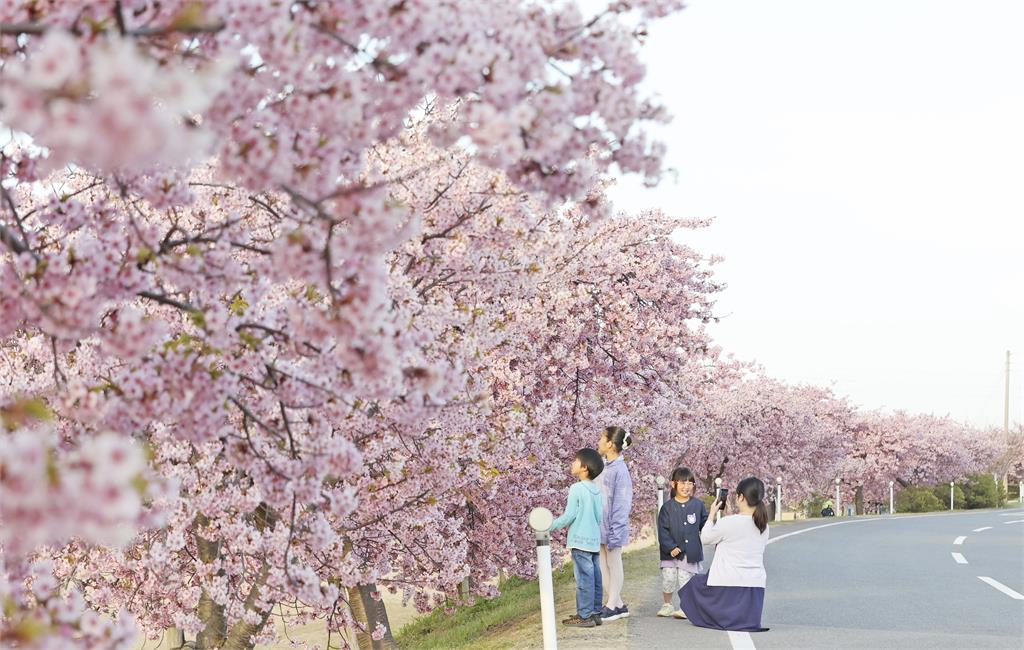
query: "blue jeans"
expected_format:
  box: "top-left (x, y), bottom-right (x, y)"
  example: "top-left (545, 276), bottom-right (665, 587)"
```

top-left (571, 548), bottom-right (602, 618)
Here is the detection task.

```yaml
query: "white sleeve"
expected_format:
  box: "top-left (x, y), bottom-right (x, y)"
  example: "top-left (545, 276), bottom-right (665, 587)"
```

top-left (700, 514), bottom-right (727, 546)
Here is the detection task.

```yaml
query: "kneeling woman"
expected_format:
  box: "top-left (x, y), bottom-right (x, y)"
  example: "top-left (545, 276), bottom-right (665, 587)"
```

top-left (677, 477), bottom-right (770, 632)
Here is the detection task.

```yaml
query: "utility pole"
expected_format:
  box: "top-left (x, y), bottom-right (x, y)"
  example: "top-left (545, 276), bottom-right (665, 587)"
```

top-left (1004, 350), bottom-right (1011, 499)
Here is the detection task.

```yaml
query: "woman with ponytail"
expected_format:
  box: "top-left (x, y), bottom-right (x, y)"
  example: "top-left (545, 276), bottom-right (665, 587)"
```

top-left (676, 477), bottom-right (770, 632)
top-left (595, 426), bottom-right (634, 621)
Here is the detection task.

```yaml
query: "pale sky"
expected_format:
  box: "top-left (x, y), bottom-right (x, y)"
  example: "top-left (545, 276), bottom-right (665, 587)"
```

top-left (606, 0), bottom-right (1024, 427)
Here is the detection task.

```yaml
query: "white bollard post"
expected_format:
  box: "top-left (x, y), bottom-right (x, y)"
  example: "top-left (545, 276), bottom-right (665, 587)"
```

top-left (889, 481), bottom-right (894, 515)
top-left (656, 475), bottom-right (666, 510)
top-left (1019, 481), bottom-right (1023, 504)
top-left (835, 478), bottom-right (841, 517)
top-left (775, 476), bottom-right (782, 522)
top-left (949, 482), bottom-right (954, 511)
top-left (529, 508), bottom-right (557, 650)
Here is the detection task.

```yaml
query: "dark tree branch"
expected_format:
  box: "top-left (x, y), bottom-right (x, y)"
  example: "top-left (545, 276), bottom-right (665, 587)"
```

top-left (138, 290), bottom-right (200, 313)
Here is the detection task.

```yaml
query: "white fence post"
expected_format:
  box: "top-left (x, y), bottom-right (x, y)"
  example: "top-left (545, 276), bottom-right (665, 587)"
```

top-left (889, 481), bottom-right (894, 515)
top-left (1019, 480), bottom-right (1023, 504)
top-left (656, 475), bottom-right (666, 510)
top-left (949, 482), bottom-right (954, 511)
top-left (529, 508), bottom-right (557, 650)
top-left (835, 478), bottom-right (841, 517)
top-left (775, 476), bottom-right (782, 522)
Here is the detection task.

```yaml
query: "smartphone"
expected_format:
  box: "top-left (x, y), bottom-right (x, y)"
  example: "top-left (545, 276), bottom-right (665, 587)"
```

top-left (716, 488), bottom-right (728, 505)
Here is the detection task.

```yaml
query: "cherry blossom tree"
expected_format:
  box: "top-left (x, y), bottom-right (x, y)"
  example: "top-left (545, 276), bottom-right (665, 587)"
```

top-left (682, 370), bottom-right (855, 505)
top-left (361, 128), bottom-right (725, 597)
top-left (0, 3), bottom-right (1009, 648)
top-left (840, 412), bottom-right (1005, 512)
top-left (1, 1), bottom-right (688, 647)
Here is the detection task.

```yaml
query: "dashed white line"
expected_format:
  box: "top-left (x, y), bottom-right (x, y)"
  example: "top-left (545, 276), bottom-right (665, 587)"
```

top-left (953, 536), bottom-right (966, 545)
top-left (1002, 520), bottom-right (1024, 524)
top-left (972, 526), bottom-right (992, 532)
top-left (727, 630), bottom-right (757, 650)
top-left (978, 577), bottom-right (1024, 600)
top-left (951, 552), bottom-right (968, 564)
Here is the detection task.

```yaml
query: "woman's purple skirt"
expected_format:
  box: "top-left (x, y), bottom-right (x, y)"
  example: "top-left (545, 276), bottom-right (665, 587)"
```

top-left (678, 573), bottom-right (768, 632)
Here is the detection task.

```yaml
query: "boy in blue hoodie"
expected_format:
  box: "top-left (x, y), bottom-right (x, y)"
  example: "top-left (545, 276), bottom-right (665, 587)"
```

top-left (550, 447), bottom-right (605, 628)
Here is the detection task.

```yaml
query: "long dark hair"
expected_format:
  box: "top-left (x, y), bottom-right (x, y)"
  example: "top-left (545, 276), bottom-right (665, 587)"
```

top-left (736, 477), bottom-right (769, 533)
top-left (669, 467), bottom-right (696, 499)
top-left (603, 426), bottom-right (633, 453)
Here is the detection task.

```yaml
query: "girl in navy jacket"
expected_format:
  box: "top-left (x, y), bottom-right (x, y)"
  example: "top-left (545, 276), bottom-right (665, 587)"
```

top-left (657, 467), bottom-right (708, 618)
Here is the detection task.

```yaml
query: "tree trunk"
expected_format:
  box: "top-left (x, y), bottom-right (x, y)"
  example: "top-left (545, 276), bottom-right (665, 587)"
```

top-left (194, 505), bottom-right (278, 649)
top-left (220, 560), bottom-right (273, 650)
top-left (157, 628), bottom-right (186, 649)
top-left (457, 576), bottom-right (473, 602)
top-left (195, 515), bottom-right (227, 650)
top-left (348, 584), bottom-right (396, 649)
top-left (854, 486), bottom-right (864, 515)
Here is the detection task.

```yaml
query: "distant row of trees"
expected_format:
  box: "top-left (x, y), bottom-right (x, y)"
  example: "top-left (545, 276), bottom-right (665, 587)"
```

top-left (895, 474), bottom-right (1007, 512)
top-left (802, 473), bottom-right (1010, 517)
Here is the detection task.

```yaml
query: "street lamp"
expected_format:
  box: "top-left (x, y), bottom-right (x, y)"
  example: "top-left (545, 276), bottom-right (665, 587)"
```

top-left (835, 478), bottom-right (841, 517)
top-left (889, 481), bottom-right (894, 515)
top-left (775, 476), bottom-right (782, 522)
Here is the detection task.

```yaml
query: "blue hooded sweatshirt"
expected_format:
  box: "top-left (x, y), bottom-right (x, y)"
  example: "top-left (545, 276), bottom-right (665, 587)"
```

top-left (551, 480), bottom-right (604, 552)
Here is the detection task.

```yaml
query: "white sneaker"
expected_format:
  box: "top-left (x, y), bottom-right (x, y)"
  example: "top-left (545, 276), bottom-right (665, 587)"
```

top-left (657, 603), bottom-right (674, 617)
top-left (673, 609), bottom-right (688, 619)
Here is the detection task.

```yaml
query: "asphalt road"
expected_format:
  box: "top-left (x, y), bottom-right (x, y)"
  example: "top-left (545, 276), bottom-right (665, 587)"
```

top-left (558, 507), bottom-right (1024, 650)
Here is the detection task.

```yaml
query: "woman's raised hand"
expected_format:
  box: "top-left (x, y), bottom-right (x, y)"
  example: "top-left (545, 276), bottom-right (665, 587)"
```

top-left (709, 498), bottom-right (722, 518)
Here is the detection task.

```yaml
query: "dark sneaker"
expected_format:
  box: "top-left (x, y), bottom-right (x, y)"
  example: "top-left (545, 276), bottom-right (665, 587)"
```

top-left (600, 606), bottom-right (622, 621)
top-left (616, 605), bottom-right (630, 619)
top-left (591, 613), bottom-right (602, 626)
top-left (562, 614), bottom-right (596, 628)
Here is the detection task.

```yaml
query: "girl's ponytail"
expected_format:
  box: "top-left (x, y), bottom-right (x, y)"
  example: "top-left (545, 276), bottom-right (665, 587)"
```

top-left (737, 476), bottom-right (769, 533)
top-left (752, 500), bottom-right (769, 533)
top-left (604, 426), bottom-right (632, 453)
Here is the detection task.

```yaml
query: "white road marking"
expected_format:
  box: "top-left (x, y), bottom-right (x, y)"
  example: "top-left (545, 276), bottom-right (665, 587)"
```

top-left (1002, 520), bottom-right (1024, 524)
top-left (972, 527), bottom-right (993, 532)
top-left (767, 518), bottom-right (883, 545)
top-left (998, 512), bottom-right (1024, 516)
top-left (749, 509), bottom-right (1022, 650)
top-left (953, 536), bottom-right (966, 545)
top-left (767, 510), bottom-right (1021, 547)
top-left (727, 630), bottom-right (757, 650)
top-left (978, 577), bottom-right (1024, 600)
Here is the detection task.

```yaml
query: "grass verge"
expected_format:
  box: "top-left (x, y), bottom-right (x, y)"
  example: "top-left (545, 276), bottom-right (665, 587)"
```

top-left (394, 566), bottom-right (576, 649)
top-left (395, 537), bottom-right (668, 650)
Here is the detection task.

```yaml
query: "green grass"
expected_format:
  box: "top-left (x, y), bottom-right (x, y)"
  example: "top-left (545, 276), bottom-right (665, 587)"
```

top-left (394, 567), bottom-right (576, 649)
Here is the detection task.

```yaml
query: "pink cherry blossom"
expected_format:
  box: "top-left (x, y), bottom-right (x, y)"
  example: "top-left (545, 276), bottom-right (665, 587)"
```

top-left (0, 2), bottom-right (1008, 647)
